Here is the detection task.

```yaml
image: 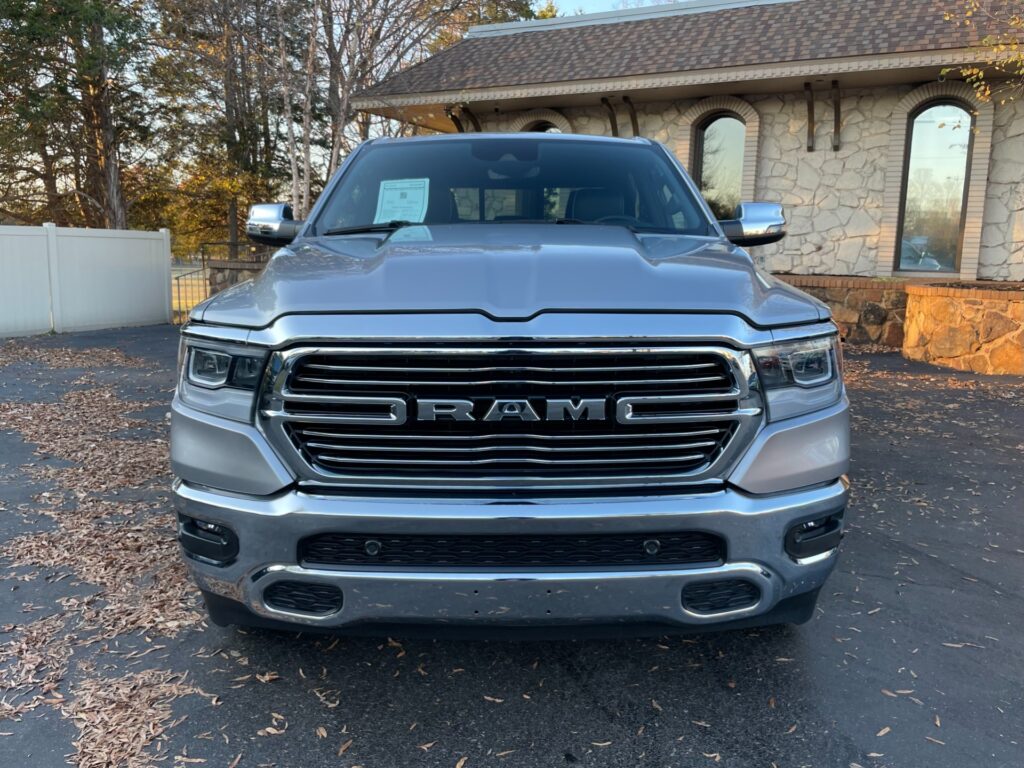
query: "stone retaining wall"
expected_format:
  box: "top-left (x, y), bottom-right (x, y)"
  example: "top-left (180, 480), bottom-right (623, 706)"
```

top-left (776, 275), bottom-right (909, 346)
top-left (902, 284), bottom-right (1024, 375)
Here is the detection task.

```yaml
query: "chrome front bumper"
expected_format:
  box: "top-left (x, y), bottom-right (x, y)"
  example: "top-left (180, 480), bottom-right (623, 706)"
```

top-left (174, 476), bottom-right (848, 630)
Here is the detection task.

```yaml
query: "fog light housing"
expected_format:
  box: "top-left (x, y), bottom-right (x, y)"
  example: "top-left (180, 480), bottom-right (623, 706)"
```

top-left (264, 581), bottom-right (344, 615)
top-left (785, 511), bottom-right (844, 561)
top-left (178, 514), bottom-right (239, 566)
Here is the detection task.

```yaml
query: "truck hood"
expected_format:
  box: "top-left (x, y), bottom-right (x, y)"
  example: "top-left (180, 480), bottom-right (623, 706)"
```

top-left (196, 224), bottom-right (828, 329)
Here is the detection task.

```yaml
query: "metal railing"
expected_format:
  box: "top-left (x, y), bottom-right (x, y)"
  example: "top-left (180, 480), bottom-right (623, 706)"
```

top-left (200, 241), bottom-right (275, 263)
top-left (171, 242), bottom-right (276, 324)
top-left (173, 266), bottom-right (208, 324)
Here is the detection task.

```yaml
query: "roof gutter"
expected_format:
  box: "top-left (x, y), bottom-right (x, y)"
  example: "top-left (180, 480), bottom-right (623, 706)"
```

top-left (465, 0), bottom-right (801, 38)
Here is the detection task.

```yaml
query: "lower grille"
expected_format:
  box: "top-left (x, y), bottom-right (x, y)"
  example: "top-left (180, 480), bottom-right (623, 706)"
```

top-left (300, 531), bottom-right (725, 569)
top-left (263, 581), bottom-right (343, 615)
top-left (681, 579), bottom-right (760, 614)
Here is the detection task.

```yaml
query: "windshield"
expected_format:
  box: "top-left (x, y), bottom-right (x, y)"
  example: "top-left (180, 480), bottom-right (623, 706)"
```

top-left (314, 137), bottom-right (714, 236)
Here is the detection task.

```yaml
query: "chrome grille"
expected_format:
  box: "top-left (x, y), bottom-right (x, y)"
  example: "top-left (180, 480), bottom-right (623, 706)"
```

top-left (260, 344), bottom-right (762, 496)
top-left (287, 350), bottom-right (732, 391)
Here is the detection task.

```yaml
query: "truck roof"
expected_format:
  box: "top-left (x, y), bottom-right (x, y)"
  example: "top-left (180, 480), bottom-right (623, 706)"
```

top-left (371, 133), bottom-right (654, 147)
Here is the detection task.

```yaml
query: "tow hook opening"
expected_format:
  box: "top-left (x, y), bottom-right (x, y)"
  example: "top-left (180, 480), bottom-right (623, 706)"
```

top-left (785, 511), bottom-right (844, 561)
top-left (178, 514), bottom-right (239, 566)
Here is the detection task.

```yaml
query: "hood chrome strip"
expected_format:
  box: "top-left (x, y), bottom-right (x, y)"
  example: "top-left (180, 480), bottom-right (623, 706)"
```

top-left (183, 315), bottom-right (837, 350)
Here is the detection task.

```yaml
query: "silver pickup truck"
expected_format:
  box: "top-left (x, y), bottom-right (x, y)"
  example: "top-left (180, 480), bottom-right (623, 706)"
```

top-left (172, 133), bottom-right (849, 636)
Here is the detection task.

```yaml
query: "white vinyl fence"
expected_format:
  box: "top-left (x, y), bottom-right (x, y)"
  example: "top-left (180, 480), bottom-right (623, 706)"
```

top-left (0, 224), bottom-right (171, 337)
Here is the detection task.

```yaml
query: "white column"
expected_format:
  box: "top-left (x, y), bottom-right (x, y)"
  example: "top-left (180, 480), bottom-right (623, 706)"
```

top-left (43, 222), bottom-right (62, 333)
top-left (160, 228), bottom-right (173, 323)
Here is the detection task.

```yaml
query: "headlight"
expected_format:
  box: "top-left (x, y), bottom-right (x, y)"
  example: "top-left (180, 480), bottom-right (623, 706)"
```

top-left (189, 349), bottom-right (232, 387)
top-left (176, 339), bottom-right (268, 422)
top-left (185, 347), bottom-right (265, 390)
top-left (752, 335), bottom-right (843, 421)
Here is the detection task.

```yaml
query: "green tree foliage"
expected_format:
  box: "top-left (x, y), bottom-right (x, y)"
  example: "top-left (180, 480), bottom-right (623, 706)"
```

top-left (944, 1), bottom-right (1024, 104)
top-left (0, 0), bottom-right (150, 227)
top-left (0, 0), bottom-right (553, 247)
top-left (535, 0), bottom-right (558, 19)
top-left (429, 0), bottom-right (554, 52)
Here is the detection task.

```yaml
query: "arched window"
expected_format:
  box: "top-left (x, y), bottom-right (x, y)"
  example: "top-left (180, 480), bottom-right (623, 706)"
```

top-left (693, 113), bottom-right (745, 220)
top-left (506, 110), bottom-right (573, 134)
top-left (896, 102), bottom-right (973, 272)
top-left (525, 121), bottom-right (561, 133)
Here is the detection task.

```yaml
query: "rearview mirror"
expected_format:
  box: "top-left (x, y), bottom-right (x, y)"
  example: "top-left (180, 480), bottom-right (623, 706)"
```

top-left (246, 203), bottom-right (304, 246)
top-left (719, 202), bottom-right (786, 247)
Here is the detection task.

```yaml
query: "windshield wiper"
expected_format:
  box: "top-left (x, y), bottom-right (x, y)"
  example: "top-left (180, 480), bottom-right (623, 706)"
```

top-left (323, 220), bottom-right (413, 236)
top-left (482, 217), bottom-right (587, 225)
top-left (537, 217), bottom-right (640, 229)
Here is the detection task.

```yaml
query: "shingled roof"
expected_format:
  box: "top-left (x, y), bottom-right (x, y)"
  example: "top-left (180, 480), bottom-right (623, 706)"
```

top-left (357, 0), bottom-right (982, 102)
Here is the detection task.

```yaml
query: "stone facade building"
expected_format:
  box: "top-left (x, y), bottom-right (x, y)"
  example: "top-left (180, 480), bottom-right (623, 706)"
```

top-left (353, 0), bottom-right (1024, 284)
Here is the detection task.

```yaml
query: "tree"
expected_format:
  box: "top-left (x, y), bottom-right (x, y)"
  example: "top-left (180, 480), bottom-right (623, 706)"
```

top-left (0, 0), bottom-right (150, 228)
top-left (0, 0), bottom-right (546, 239)
top-left (535, 0), bottom-right (558, 18)
top-left (944, 1), bottom-right (1024, 104)
top-left (151, 0), bottom-right (289, 246)
top-left (429, 0), bottom-right (546, 52)
top-left (319, 0), bottom-right (466, 178)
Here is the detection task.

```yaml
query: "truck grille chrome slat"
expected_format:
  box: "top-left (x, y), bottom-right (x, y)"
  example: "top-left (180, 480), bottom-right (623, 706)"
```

top-left (294, 426), bottom-right (726, 442)
top-left (302, 361), bottom-right (722, 373)
top-left (259, 344), bottom-right (762, 496)
top-left (293, 374), bottom-right (730, 387)
top-left (313, 452), bottom-right (711, 467)
top-left (299, 438), bottom-right (720, 454)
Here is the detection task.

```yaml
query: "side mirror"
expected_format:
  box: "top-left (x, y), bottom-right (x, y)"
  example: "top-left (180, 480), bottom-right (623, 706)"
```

top-left (719, 202), bottom-right (786, 247)
top-left (246, 203), bottom-right (304, 246)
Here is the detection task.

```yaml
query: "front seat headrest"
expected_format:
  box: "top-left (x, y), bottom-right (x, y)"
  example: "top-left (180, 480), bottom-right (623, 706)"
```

top-left (566, 188), bottom-right (626, 221)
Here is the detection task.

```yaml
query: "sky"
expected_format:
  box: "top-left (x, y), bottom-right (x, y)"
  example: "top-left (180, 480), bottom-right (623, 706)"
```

top-left (566, 0), bottom-right (631, 11)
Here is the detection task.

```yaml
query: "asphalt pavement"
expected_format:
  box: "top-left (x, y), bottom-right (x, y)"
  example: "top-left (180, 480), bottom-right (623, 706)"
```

top-left (0, 325), bottom-right (1021, 768)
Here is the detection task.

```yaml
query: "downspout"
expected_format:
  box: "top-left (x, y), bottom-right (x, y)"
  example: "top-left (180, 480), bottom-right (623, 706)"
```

top-left (600, 98), bottom-right (619, 137)
top-left (804, 82), bottom-right (815, 151)
top-left (460, 105), bottom-right (482, 132)
top-left (622, 95), bottom-right (640, 137)
top-left (444, 106), bottom-right (465, 133)
top-left (831, 81), bottom-right (841, 151)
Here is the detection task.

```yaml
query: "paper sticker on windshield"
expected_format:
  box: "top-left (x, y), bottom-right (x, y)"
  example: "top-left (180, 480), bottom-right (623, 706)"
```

top-left (374, 178), bottom-right (429, 224)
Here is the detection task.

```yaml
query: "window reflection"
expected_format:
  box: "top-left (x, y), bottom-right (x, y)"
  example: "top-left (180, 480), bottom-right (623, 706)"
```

top-left (696, 114), bottom-right (745, 220)
top-left (898, 103), bottom-right (972, 272)
top-left (525, 121), bottom-right (561, 133)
